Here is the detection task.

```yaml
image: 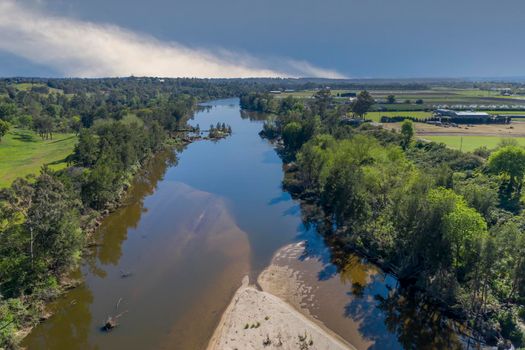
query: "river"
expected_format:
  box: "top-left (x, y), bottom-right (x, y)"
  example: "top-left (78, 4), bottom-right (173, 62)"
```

top-left (23, 99), bottom-right (467, 350)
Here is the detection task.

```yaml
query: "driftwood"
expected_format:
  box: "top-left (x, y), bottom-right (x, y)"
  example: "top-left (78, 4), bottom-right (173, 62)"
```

top-left (101, 298), bottom-right (128, 331)
top-left (102, 311), bottom-right (128, 331)
top-left (120, 270), bottom-right (133, 278)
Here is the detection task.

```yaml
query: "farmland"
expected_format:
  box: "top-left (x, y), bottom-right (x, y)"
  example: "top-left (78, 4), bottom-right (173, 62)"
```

top-left (365, 110), bottom-right (433, 122)
top-left (277, 87), bottom-right (525, 112)
top-left (387, 119), bottom-right (525, 152)
top-left (423, 135), bottom-right (525, 152)
top-left (0, 129), bottom-right (77, 187)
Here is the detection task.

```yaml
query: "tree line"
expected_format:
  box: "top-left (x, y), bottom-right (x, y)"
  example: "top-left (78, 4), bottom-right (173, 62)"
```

top-left (0, 81), bottom-right (199, 348)
top-left (253, 92), bottom-right (525, 348)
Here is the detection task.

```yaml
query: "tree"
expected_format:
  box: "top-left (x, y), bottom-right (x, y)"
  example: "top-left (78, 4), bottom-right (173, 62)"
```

top-left (488, 146), bottom-right (525, 194)
top-left (322, 157), bottom-right (368, 227)
top-left (415, 99), bottom-right (424, 105)
top-left (400, 119), bottom-right (414, 149)
top-left (0, 120), bottom-right (10, 142)
top-left (387, 95), bottom-right (396, 104)
top-left (442, 199), bottom-right (487, 273)
top-left (25, 168), bottom-right (82, 271)
top-left (297, 134), bottom-right (336, 188)
top-left (17, 115), bottom-right (33, 129)
top-left (455, 176), bottom-right (498, 221)
top-left (72, 129), bottom-right (99, 167)
top-left (69, 115), bottom-right (82, 135)
top-left (81, 111), bottom-right (96, 128)
top-left (0, 103), bottom-right (17, 121)
top-left (82, 156), bottom-right (121, 209)
top-left (312, 88), bottom-right (333, 117)
top-left (282, 122), bottom-right (303, 151)
top-left (352, 91), bottom-right (375, 119)
top-left (33, 115), bottom-right (54, 140)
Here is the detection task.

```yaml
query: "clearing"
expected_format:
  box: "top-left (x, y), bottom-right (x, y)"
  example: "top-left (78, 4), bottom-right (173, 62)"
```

top-left (0, 129), bottom-right (77, 187)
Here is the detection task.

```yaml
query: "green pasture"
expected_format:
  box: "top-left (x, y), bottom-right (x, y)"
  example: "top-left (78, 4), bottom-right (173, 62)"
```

top-left (365, 111), bottom-right (433, 122)
top-left (422, 135), bottom-right (525, 152)
top-left (0, 129), bottom-right (77, 187)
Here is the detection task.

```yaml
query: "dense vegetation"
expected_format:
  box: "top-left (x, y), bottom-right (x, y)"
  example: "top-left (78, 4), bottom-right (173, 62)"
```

top-left (0, 78), bottom-right (222, 348)
top-left (253, 90), bottom-right (525, 348)
top-left (2, 77), bottom-right (525, 348)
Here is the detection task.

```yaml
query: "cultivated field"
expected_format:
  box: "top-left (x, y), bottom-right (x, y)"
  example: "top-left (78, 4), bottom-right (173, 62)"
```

top-left (0, 129), bottom-right (77, 187)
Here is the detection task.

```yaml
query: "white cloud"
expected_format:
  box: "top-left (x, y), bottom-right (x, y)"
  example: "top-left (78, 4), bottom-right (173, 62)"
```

top-left (0, 1), bottom-right (346, 78)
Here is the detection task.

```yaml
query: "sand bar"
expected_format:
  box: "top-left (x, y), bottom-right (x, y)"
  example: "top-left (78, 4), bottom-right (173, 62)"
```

top-left (207, 276), bottom-right (354, 350)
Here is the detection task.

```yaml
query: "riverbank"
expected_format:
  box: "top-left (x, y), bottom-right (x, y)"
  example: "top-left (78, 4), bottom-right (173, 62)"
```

top-left (207, 276), bottom-right (354, 350)
top-left (8, 134), bottom-right (206, 347)
top-left (259, 121), bottom-right (511, 348)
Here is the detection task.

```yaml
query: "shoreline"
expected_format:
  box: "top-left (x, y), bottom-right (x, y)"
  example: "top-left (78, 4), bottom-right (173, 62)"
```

top-left (15, 136), bottom-right (197, 346)
top-left (17, 129), bottom-right (234, 346)
top-left (207, 276), bottom-right (355, 350)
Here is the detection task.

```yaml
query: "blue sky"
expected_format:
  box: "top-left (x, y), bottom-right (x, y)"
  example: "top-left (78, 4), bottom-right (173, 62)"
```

top-left (0, 0), bottom-right (524, 78)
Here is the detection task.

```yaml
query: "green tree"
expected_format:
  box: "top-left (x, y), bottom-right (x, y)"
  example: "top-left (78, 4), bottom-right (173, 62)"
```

top-left (442, 199), bottom-right (487, 273)
top-left (322, 158), bottom-right (368, 227)
top-left (312, 89), bottom-right (333, 117)
top-left (455, 176), bottom-right (498, 221)
top-left (488, 146), bottom-right (525, 194)
top-left (69, 115), bottom-right (82, 135)
top-left (72, 129), bottom-right (99, 167)
top-left (297, 134), bottom-right (336, 189)
top-left (0, 120), bottom-right (10, 142)
top-left (352, 91), bottom-right (375, 119)
top-left (282, 122), bottom-right (303, 151)
top-left (82, 156), bottom-right (121, 209)
top-left (33, 115), bottom-right (54, 140)
top-left (25, 168), bottom-right (82, 272)
top-left (0, 103), bottom-right (17, 121)
top-left (387, 95), bottom-right (396, 104)
top-left (400, 119), bottom-right (414, 149)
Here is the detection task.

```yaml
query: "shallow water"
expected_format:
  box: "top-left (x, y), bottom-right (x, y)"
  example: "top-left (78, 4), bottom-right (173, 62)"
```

top-left (23, 99), bottom-right (464, 349)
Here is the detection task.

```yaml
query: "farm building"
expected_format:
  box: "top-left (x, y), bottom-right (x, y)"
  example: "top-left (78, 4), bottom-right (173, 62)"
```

top-left (434, 109), bottom-right (490, 118)
top-left (434, 109), bottom-right (510, 124)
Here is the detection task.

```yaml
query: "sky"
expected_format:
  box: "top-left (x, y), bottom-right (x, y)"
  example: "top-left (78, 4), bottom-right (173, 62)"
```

top-left (0, 0), bottom-right (524, 79)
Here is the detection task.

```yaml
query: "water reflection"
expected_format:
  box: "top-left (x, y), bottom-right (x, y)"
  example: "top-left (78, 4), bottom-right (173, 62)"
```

top-left (24, 99), bottom-right (293, 350)
top-left (23, 99), bottom-right (472, 350)
top-left (86, 151), bottom-right (177, 271)
top-left (294, 214), bottom-right (469, 349)
top-left (376, 289), bottom-right (464, 350)
top-left (24, 282), bottom-right (94, 349)
top-left (240, 110), bottom-right (276, 123)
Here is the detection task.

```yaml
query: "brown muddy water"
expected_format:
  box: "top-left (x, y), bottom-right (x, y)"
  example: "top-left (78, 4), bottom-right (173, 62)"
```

top-left (23, 99), bottom-right (470, 349)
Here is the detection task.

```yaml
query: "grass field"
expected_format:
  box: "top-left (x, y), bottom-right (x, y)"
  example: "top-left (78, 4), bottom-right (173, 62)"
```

top-left (0, 129), bottom-right (77, 187)
top-left (423, 135), bottom-right (525, 152)
top-left (366, 111), bottom-right (432, 122)
top-left (14, 83), bottom-right (63, 94)
top-left (277, 88), bottom-right (525, 110)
